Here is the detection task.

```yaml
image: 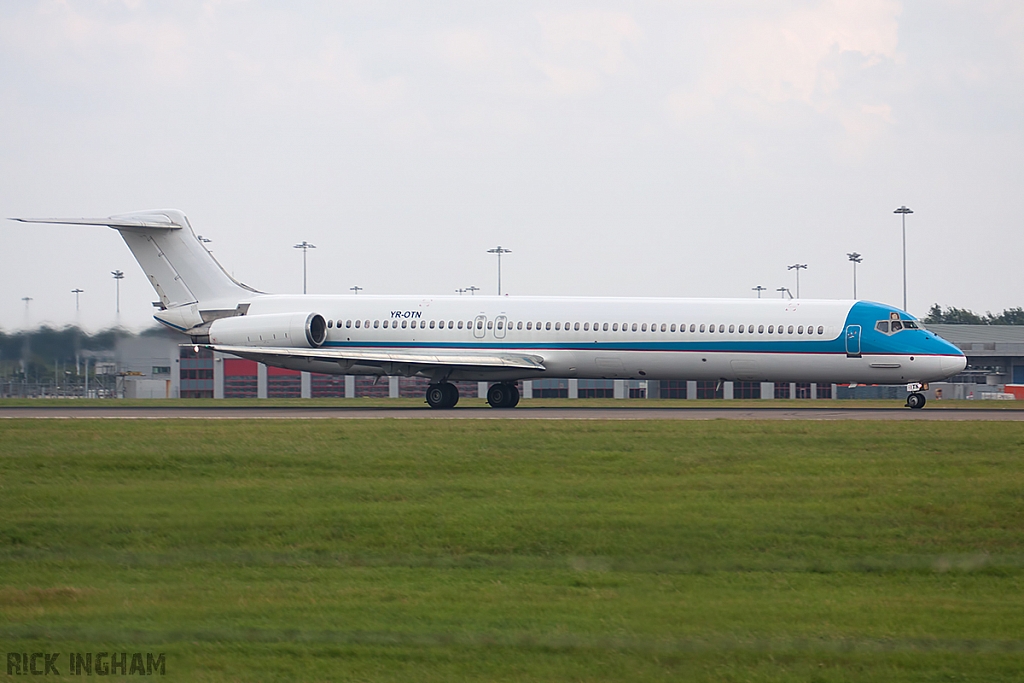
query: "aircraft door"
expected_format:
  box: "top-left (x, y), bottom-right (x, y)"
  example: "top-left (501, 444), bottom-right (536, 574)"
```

top-left (473, 315), bottom-right (487, 339)
top-left (494, 315), bottom-right (507, 339)
top-left (845, 325), bottom-right (862, 358)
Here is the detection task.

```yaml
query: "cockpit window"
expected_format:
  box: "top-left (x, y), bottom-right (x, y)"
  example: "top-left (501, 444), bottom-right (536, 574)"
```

top-left (876, 318), bottom-right (919, 334)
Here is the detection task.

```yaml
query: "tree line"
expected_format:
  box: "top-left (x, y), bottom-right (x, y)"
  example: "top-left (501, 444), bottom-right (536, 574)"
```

top-left (923, 305), bottom-right (1024, 325)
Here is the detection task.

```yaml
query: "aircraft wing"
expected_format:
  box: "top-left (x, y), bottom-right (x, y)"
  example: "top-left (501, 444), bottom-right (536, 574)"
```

top-left (197, 344), bottom-right (547, 372)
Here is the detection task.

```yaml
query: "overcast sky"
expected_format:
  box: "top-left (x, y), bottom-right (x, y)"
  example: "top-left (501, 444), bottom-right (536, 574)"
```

top-left (2, 0), bottom-right (1022, 331)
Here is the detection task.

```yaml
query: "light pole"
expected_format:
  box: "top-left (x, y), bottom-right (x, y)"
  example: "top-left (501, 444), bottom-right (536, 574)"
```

top-left (752, 285), bottom-right (767, 298)
top-left (72, 288), bottom-right (84, 311)
top-left (349, 286), bottom-right (363, 295)
top-left (894, 205), bottom-right (913, 311)
top-left (487, 246), bottom-right (511, 295)
top-left (846, 252), bottom-right (863, 299)
top-left (466, 286), bottom-right (479, 296)
top-left (787, 263), bottom-right (807, 298)
top-left (111, 270), bottom-right (124, 314)
top-left (777, 287), bottom-right (792, 299)
top-left (293, 241), bottom-right (316, 294)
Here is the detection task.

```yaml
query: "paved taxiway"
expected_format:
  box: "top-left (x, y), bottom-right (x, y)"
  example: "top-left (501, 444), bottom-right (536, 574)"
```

top-left (2, 405), bottom-right (1024, 420)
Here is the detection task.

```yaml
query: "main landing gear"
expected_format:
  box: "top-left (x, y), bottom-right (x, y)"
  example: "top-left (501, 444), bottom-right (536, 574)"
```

top-left (486, 382), bottom-right (520, 409)
top-left (425, 382), bottom-right (521, 409)
top-left (426, 382), bottom-right (460, 409)
top-left (906, 393), bottom-right (926, 410)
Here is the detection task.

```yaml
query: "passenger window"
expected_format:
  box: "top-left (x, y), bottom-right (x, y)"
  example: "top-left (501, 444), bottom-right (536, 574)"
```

top-left (737, 325), bottom-right (743, 333)
top-left (555, 322), bottom-right (561, 331)
top-left (817, 326), bottom-right (824, 334)
top-left (403, 320), bottom-right (408, 329)
top-left (546, 322), bottom-right (552, 330)
top-left (429, 321), bottom-right (435, 329)
top-left (497, 321), bottom-right (503, 330)
top-left (758, 325), bottom-right (764, 333)
top-left (797, 325), bottom-right (803, 334)
top-left (575, 322), bottom-right (580, 331)
top-left (517, 321), bottom-right (523, 330)
top-left (671, 324), bottom-right (677, 332)
top-left (690, 324), bottom-right (696, 332)
top-left (641, 323), bottom-right (648, 332)
top-left (583, 323), bottom-right (589, 331)
top-left (700, 324), bottom-right (706, 333)
top-left (632, 323), bottom-right (638, 332)
top-left (327, 319), bottom-right (333, 328)
top-left (487, 321), bottom-right (493, 329)
top-left (729, 324), bottom-right (735, 333)
top-left (603, 323), bottom-right (609, 331)
top-left (373, 320), bottom-right (379, 328)
top-left (767, 325), bottom-right (774, 333)
top-left (875, 321), bottom-right (889, 333)
top-left (355, 320), bottom-right (361, 328)
top-left (526, 322), bottom-right (532, 330)
top-left (709, 324), bottom-right (715, 333)
top-left (891, 321), bottom-right (903, 332)
top-left (612, 323), bottom-right (619, 331)
top-left (477, 321), bottom-right (484, 329)
top-left (787, 325), bottom-right (793, 334)
top-left (661, 323), bottom-right (667, 332)
top-left (457, 321), bottom-right (463, 329)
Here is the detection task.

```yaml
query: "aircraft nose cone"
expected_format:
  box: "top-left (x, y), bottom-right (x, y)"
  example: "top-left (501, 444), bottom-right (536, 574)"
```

top-left (941, 355), bottom-right (967, 377)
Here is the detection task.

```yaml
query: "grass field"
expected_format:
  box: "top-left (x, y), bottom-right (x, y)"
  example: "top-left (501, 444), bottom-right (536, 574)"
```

top-left (2, 419), bottom-right (1023, 681)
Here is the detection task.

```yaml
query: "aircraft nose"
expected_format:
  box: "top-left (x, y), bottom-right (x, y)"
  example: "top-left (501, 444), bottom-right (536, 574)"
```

top-left (941, 354), bottom-right (967, 377)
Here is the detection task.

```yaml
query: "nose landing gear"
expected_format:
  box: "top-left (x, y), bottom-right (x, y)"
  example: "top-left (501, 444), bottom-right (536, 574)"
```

top-left (426, 382), bottom-right (460, 409)
top-left (905, 382), bottom-right (927, 409)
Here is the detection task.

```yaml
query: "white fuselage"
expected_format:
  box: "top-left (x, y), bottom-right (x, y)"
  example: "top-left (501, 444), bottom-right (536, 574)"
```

top-left (214, 294), bottom-right (966, 385)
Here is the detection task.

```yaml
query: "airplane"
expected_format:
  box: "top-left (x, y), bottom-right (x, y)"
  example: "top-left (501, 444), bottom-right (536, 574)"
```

top-left (12, 209), bottom-right (967, 409)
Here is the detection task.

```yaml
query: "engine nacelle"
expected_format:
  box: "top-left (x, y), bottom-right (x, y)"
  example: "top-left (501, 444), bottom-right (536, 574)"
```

top-left (208, 312), bottom-right (327, 348)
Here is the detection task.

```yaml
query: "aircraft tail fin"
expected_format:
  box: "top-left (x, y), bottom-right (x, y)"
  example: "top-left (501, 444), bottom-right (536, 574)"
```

top-left (12, 210), bottom-right (260, 313)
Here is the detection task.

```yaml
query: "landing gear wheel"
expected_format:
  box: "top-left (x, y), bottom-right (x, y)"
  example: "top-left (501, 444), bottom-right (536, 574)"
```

top-left (487, 382), bottom-right (519, 408)
top-left (907, 392), bottom-right (926, 410)
top-left (426, 382), bottom-right (459, 409)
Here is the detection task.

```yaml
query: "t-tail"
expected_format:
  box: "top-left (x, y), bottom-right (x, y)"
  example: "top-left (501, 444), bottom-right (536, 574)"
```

top-left (11, 210), bottom-right (259, 333)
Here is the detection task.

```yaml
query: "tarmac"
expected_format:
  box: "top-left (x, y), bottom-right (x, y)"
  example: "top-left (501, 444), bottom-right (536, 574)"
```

top-left (2, 404), bottom-right (1024, 420)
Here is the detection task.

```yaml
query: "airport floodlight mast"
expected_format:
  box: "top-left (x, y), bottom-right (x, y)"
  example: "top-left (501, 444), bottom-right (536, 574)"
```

top-left (894, 205), bottom-right (913, 311)
top-left (752, 285), bottom-right (767, 298)
top-left (293, 241), bottom-right (316, 294)
top-left (487, 246), bottom-right (511, 295)
top-left (847, 252), bottom-right (863, 299)
top-left (787, 263), bottom-right (808, 298)
top-left (466, 286), bottom-right (480, 296)
top-left (349, 286), bottom-right (363, 295)
top-left (111, 270), bottom-right (124, 314)
top-left (72, 288), bottom-right (84, 311)
top-left (777, 287), bottom-right (792, 299)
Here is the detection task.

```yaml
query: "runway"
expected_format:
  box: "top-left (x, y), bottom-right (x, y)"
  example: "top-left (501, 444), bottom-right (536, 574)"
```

top-left (2, 404), bottom-right (1024, 420)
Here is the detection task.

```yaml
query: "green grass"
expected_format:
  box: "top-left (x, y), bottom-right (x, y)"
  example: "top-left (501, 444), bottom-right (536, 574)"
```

top-left (2, 420), bottom-right (1023, 681)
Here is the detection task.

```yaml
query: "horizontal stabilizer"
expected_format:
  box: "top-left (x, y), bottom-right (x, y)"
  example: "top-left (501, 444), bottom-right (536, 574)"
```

top-left (197, 344), bottom-right (547, 372)
top-left (11, 215), bottom-right (183, 232)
